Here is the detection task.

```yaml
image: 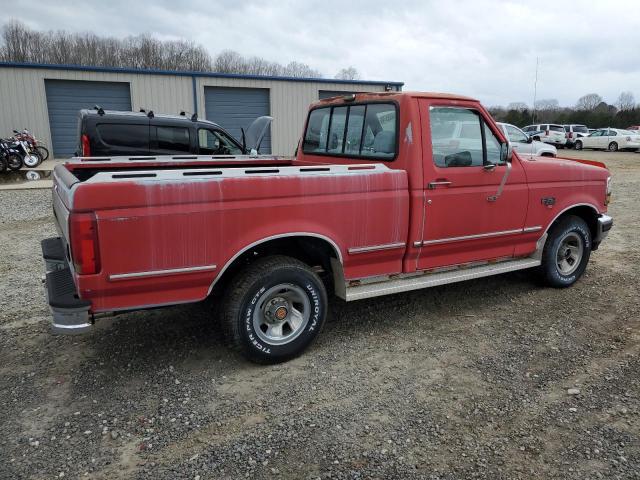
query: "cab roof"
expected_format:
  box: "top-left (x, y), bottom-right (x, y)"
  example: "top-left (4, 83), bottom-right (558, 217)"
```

top-left (315, 91), bottom-right (478, 106)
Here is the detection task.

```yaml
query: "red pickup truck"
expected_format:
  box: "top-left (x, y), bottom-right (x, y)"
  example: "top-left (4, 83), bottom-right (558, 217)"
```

top-left (42, 92), bottom-right (613, 363)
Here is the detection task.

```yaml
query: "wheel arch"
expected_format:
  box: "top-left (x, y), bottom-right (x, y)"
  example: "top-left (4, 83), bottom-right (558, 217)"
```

top-left (544, 203), bottom-right (600, 243)
top-left (207, 233), bottom-right (344, 297)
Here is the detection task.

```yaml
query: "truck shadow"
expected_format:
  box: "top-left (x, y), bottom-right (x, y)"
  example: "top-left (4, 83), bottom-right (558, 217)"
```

top-left (82, 269), bottom-right (540, 377)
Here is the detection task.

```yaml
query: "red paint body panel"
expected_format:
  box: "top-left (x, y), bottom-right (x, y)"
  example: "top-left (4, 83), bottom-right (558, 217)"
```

top-left (51, 92), bottom-right (610, 314)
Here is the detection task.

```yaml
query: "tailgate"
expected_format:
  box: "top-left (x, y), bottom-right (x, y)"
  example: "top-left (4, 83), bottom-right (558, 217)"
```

top-left (51, 164), bottom-right (79, 257)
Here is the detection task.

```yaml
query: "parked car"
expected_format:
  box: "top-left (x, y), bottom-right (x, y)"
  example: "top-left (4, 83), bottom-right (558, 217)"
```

top-left (627, 126), bottom-right (640, 132)
top-left (575, 128), bottom-right (640, 152)
top-left (522, 124), bottom-right (567, 147)
top-left (498, 122), bottom-right (557, 157)
top-left (76, 108), bottom-right (272, 157)
top-left (42, 91), bottom-right (613, 363)
top-left (563, 124), bottom-right (590, 148)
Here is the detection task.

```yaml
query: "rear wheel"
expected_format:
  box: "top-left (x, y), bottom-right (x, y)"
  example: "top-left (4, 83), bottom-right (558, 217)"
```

top-left (23, 152), bottom-right (42, 168)
top-left (574, 140), bottom-right (583, 150)
top-left (221, 255), bottom-right (328, 364)
top-left (36, 146), bottom-right (49, 161)
top-left (539, 215), bottom-right (591, 288)
top-left (6, 154), bottom-right (23, 171)
top-left (608, 142), bottom-right (618, 152)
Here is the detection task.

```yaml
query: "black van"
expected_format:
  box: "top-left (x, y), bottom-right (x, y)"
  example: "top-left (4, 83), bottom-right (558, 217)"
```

top-left (76, 108), bottom-right (271, 157)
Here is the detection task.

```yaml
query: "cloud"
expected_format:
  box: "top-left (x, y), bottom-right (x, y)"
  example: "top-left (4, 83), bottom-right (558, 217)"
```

top-left (6, 0), bottom-right (640, 106)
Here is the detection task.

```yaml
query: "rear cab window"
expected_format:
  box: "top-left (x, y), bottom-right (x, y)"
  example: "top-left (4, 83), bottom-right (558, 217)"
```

top-left (302, 102), bottom-right (397, 160)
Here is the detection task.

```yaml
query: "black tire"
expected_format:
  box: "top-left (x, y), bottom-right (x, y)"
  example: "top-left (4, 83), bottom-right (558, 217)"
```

top-left (6, 154), bottom-right (23, 171)
top-left (36, 146), bottom-right (49, 161)
top-left (574, 140), bottom-right (583, 150)
top-left (0, 156), bottom-right (7, 173)
top-left (608, 142), bottom-right (618, 152)
top-left (221, 255), bottom-right (328, 364)
top-left (539, 215), bottom-right (591, 288)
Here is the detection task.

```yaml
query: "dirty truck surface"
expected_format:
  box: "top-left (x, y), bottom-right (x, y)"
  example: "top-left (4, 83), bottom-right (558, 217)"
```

top-left (0, 150), bottom-right (638, 479)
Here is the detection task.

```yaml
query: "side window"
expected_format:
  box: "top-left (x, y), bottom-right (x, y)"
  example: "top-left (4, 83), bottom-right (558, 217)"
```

top-left (608, 130), bottom-right (617, 136)
top-left (564, 126), bottom-right (570, 132)
top-left (97, 124), bottom-right (148, 148)
top-left (157, 126), bottom-right (190, 152)
top-left (198, 129), bottom-right (242, 155)
top-left (506, 124), bottom-right (528, 143)
top-left (302, 103), bottom-right (397, 159)
top-left (430, 107), bottom-right (483, 167)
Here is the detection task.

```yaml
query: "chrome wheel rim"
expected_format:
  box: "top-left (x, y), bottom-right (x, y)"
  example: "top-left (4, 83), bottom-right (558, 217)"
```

top-left (556, 232), bottom-right (584, 275)
top-left (24, 155), bottom-right (39, 167)
top-left (253, 283), bottom-right (310, 345)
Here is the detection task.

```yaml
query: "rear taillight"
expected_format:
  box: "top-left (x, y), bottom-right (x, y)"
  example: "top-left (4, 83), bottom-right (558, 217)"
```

top-left (69, 212), bottom-right (100, 275)
top-left (81, 134), bottom-right (91, 157)
top-left (545, 130), bottom-right (549, 136)
top-left (568, 132), bottom-right (573, 139)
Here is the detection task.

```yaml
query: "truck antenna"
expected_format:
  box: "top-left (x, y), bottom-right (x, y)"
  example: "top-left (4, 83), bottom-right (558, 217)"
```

top-left (532, 57), bottom-right (539, 124)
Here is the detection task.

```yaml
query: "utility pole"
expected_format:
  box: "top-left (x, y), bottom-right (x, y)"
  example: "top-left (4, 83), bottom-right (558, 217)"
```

top-left (532, 57), bottom-right (539, 124)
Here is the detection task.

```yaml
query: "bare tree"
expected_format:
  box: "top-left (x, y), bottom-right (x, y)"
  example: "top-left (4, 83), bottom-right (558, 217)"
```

top-left (0, 20), bottom-right (322, 78)
top-left (534, 98), bottom-right (559, 111)
top-left (507, 102), bottom-right (528, 111)
top-left (335, 67), bottom-right (360, 80)
top-left (576, 93), bottom-right (603, 111)
top-left (616, 91), bottom-right (635, 111)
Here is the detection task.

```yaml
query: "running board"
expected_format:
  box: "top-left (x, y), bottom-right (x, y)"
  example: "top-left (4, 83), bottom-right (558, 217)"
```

top-left (343, 257), bottom-right (541, 301)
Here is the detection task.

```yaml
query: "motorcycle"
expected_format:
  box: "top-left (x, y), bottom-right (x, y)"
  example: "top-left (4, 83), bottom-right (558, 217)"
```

top-left (13, 129), bottom-right (49, 162)
top-left (0, 140), bottom-right (24, 171)
top-left (10, 131), bottom-right (43, 168)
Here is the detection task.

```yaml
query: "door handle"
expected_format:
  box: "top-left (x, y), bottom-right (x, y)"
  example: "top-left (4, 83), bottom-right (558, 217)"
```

top-left (428, 180), bottom-right (452, 189)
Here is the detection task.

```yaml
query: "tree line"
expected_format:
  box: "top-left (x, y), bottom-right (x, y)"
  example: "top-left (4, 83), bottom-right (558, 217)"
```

top-left (0, 20), bottom-right (360, 80)
top-left (489, 92), bottom-right (640, 129)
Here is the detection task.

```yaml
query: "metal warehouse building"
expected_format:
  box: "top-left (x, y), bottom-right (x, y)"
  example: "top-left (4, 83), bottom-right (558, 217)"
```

top-left (0, 62), bottom-right (403, 157)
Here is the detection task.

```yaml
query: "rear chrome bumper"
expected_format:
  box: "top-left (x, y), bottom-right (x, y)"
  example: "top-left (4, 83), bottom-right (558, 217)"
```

top-left (41, 237), bottom-right (93, 335)
top-left (593, 214), bottom-right (613, 249)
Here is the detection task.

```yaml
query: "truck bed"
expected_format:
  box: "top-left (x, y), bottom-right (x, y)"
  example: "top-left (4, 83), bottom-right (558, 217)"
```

top-left (53, 155), bottom-right (409, 312)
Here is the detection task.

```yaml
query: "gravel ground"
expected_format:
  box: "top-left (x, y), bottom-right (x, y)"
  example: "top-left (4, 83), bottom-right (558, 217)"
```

top-left (0, 151), bottom-right (638, 479)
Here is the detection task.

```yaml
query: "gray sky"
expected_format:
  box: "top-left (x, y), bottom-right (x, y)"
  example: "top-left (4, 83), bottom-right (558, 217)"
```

top-left (6, 0), bottom-right (640, 107)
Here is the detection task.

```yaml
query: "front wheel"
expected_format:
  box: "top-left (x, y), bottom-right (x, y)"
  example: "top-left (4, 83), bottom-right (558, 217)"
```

top-left (539, 215), bottom-right (591, 288)
top-left (6, 154), bottom-right (23, 171)
top-left (23, 152), bottom-right (42, 168)
top-left (608, 142), bottom-right (618, 152)
top-left (574, 140), bottom-right (583, 150)
top-left (221, 256), bottom-right (328, 364)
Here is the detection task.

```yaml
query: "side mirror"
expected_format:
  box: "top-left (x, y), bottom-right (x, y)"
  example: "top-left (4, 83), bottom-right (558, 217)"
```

top-left (501, 142), bottom-right (513, 163)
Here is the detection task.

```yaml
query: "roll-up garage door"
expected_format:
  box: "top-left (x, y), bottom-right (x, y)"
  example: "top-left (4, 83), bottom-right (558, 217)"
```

top-left (45, 80), bottom-right (131, 157)
top-left (204, 87), bottom-right (271, 154)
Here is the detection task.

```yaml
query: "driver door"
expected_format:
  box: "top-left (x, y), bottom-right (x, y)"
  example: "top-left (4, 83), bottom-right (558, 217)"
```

top-left (417, 103), bottom-right (528, 270)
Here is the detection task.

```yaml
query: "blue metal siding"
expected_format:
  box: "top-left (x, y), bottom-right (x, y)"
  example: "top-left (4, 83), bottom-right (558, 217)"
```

top-left (45, 79), bottom-right (131, 156)
top-left (204, 87), bottom-right (271, 154)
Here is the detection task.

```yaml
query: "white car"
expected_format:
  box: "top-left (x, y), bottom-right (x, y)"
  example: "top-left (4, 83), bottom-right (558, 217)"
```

top-left (498, 122), bottom-right (557, 157)
top-left (522, 123), bottom-right (567, 147)
top-left (563, 124), bottom-right (590, 148)
top-left (575, 128), bottom-right (640, 152)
